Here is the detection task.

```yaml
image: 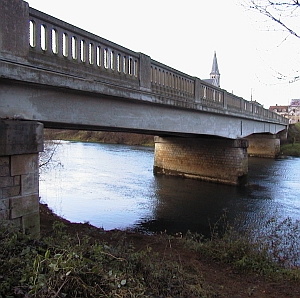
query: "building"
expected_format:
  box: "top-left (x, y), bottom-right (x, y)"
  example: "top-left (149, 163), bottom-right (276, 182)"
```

top-left (269, 104), bottom-right (289, 118)
top-left (289, 99), bottom-right (300, 123)
top-left (269, 100), bottom-right (300, 123)
top-left (203, 51), bottom-right (220, 87)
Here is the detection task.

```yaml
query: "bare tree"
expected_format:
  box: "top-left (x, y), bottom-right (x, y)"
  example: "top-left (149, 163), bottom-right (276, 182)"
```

top-left (247, 1), bottom-right (300, 38)
top-left (244, 1), bottom-right (300, 82)
top-left (39, 140), bottom-right (62, 172)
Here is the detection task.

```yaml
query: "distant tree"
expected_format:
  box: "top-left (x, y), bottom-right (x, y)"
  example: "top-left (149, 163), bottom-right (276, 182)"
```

top-left (245, 0), bottom-right (300, 82)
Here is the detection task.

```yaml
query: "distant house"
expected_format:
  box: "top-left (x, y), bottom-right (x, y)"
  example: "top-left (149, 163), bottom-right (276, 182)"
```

top-left (289, 99), bottom-right (300, 123)
top-left (269, 100), bottom-right (300, 123)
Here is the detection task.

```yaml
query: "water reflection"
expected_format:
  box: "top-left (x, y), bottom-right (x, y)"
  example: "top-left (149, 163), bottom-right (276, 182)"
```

top-left (40, 141), bottom-right (300, 235)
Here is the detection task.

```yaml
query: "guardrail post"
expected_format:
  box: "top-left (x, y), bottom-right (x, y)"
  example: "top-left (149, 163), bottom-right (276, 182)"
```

top-left (223, 91), bottom-right (228, 109)
top-left (194, 78), bottom-right (202, 103)
top-left (138, 53), bottom-right (151, 91)
top-left (0, 0), bottom-right (29, 60)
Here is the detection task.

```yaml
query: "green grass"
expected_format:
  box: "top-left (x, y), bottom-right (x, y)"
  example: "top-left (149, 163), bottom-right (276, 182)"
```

top-left (280, 123), bottom-right (300, 156)
top-left (280, 143), bottom-right (300, 157)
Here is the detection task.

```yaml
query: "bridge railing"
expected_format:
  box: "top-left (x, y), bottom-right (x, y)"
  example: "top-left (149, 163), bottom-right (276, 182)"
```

top-left (28, 8), bottom-right (140, 87)
top-left (150, 60), bottom-right (195, 104)
top-left (199, 82), bottom-right (224, 108)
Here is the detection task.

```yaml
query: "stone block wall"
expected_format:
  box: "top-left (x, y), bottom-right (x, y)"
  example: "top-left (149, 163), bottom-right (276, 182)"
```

top-left (247, 134), bottom-right (280, 158)
top-left (0, 120), bottom-right (43, 236)
top-left (154, 136), bottom-right (248, 186)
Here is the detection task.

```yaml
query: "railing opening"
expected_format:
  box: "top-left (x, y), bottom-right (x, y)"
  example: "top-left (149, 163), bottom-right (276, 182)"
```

top-left (117, 54), bottom-right (121, 72)
top-left (96, 46), bottom-right (101, 66)
top-left (62, 33), bottom-right (68, 57)
top-left (71, 36), bottom-right (77, 60)
top-left (51, 29), bottom-right (58, 54)
top-left (104, 48), bottom-right (109, 69)
top-left (123, 56), bottom-right (127, 74)
top-left (110, 51), bottom-right (115, 70)
top-left (29, 20), bottom-right (36, 48)
top-left (89, 43), bottom-right (94, 65)
top-left (128, 57), bottom-right (133, 75)
top-left (41, 24), bottom-right (47, 51)
top-left (80, 39), bottom-right (86, 62)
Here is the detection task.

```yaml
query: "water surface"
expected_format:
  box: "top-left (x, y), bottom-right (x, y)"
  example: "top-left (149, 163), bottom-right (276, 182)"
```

top-left (40, 141), bottom-right (300, 235)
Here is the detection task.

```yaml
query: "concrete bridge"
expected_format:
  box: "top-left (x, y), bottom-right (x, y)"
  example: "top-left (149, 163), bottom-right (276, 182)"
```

top-left (0, 0), bottom-right (288, 235)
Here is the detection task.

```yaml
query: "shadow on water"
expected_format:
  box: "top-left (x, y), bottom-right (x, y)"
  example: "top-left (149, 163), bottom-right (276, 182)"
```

top-left (134, 157), bottom-right (300, 236)
top-left (134, 175), bottom-right (265, 236)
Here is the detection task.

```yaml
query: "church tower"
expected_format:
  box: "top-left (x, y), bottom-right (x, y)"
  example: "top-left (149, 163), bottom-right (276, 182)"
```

top-left (210, 51), bottom-right (220, 87)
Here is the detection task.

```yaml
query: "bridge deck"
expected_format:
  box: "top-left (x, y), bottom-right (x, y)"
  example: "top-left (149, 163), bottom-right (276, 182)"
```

top-left (0, 1), bottom-right (288, 139)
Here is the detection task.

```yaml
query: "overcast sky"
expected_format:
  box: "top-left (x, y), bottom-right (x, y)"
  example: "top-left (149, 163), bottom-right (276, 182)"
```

top-left (27, 0), bottom-right (300, 108)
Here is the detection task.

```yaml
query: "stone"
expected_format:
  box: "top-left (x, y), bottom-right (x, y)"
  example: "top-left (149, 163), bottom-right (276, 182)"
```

top-left (0, 176), bottom-right (14, 188)
top-left (22, 212), bottom-right (40, 236)
top-left (2, 186), bottom-right (20, 198)
top-left (21, 172), bottom-right (39, 195)
top-left (0, 120), bottom-right (44, 156)
top-left (154, 136), bottom-right (248, 186)
top-left (0, 0), bottom-right (29, 58)
top-left (10, 194), bottom-right (39, 219)
top-left (11, 154), bottom-right (38, 176)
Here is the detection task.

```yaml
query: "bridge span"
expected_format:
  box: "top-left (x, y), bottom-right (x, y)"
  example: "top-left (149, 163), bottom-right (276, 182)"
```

top-left (0, 0), bottom-right (288, 235)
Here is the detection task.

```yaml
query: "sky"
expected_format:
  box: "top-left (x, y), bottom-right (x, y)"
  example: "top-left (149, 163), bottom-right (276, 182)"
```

top-left (27, 0), bottom-right (300, 108)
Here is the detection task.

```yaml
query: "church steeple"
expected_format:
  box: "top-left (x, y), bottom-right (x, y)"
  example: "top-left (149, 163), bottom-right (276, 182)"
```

top-left (210, 51), bottom-right (220, 87)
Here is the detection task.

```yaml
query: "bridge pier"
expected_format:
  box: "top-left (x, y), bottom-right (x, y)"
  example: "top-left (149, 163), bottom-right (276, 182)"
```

top-left (0, 120), bottom-right (43, 236)
top-left (153, 136), bottom-right (248, 186)
top-left (247, 134), bottom-right (280, 158)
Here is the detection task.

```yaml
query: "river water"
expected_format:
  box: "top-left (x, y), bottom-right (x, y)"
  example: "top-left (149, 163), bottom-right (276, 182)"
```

top-left (39, 141), bottom-right (300, 236)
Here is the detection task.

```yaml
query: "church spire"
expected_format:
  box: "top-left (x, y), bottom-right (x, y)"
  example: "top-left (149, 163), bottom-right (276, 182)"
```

top-left (210, 51), bottom-right (220, 87)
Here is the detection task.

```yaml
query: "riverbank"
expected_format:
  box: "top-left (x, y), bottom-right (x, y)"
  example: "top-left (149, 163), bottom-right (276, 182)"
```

top-left (1, 203), bottom-right (299, 297)
top-left (44, 129), bottom-right (155, 147)
top-left (280, 123), bottom-right (300, 157)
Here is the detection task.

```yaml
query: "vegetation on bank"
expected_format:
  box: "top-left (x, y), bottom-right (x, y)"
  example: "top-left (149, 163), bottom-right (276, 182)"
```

top-left (1, 208), bottom-right (300, 297)
top-left (280, 123), bottom-right (300, 157)
top-left (44, 129), bottom-right (155, 147)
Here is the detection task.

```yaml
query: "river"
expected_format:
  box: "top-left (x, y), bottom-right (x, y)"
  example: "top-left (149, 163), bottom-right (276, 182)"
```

top-left (39, 140), bottom-right (300, 236)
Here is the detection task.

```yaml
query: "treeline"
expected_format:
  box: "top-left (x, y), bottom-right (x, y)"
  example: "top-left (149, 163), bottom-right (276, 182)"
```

top-left (44, 129), bottom-right (155, 147)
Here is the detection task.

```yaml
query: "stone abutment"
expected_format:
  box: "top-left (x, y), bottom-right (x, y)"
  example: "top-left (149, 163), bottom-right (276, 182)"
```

top-left (0, 120), bottom-right (43, 236)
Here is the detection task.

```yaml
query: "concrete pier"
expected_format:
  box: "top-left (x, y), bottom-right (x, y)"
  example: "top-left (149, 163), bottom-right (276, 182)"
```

top-left (154, 136), bottom-right (248, 186)
top-left (0, 120), bottom-right (43, 236)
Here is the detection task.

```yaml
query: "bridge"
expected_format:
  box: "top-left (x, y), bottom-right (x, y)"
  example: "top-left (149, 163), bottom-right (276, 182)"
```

top-left (0, 0), bottom-right (288, 235)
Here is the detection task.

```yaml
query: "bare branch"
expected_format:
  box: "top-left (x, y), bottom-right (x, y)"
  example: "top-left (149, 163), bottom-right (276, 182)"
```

top-left (248, 0), bottom-right (300, 38)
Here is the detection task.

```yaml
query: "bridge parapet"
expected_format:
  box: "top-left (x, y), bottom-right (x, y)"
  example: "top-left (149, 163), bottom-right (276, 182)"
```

top-left (150, 60), bottom-right (195, 102)
top-left (28, 8), bottom-right (140, 88)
